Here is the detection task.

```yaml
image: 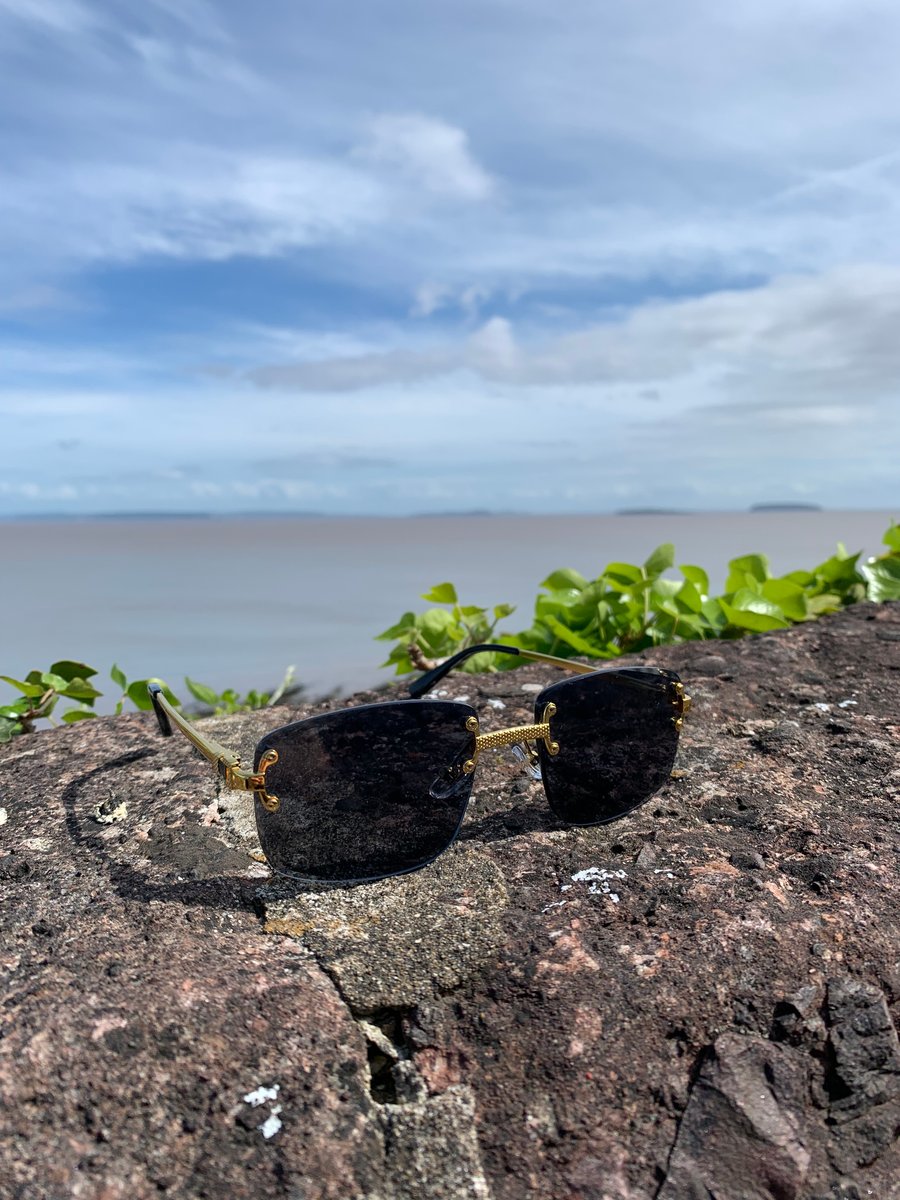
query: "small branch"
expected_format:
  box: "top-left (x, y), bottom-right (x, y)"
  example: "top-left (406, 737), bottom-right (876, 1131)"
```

top-left (407, 643), bottom-right (437, 672)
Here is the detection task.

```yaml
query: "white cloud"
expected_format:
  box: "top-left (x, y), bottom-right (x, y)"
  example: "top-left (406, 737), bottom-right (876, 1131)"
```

top-left (248, 264), bottom-right (900, 403)
top-left (356, 114), bottom-right (494, 201)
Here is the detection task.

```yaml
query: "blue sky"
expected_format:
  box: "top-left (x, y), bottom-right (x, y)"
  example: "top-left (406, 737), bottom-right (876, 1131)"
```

top-left (2, 0), bottom-right (900, 515)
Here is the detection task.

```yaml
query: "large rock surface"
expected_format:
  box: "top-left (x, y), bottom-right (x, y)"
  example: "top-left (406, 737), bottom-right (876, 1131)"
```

top-left (1, 602), bottom-right (899, 1200)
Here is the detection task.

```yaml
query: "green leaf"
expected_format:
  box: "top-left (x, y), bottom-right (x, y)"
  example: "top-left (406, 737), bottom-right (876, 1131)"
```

top-left (375, 612), bottom-right (416, 641)
top-left (725, 554), bottom-right (770, 593)
top-left (60, 678), bottom-right (102, 703)
top-left (679, 564), bottom-right (709, 595)
top-left (416, 608), bottom-right (459, 654)
top-left (0, 700), bottom-right (32, 717)
top-left (882, 523), bottom-right (900, 551)
top-left (862, 556), bottom-right (900, 602)
top-left (541, 568), bottom-right (588, 591)
top-left (807, 593), bottom-right (843, 614)
top-left (0, 716), bottom-right (21, 743)
top-left (650, 578), bottom-right (681, 601)
top-left (603, 561), bottom-right (643, 585)
top-left (126, 678), bottom-right (180, 712)
top-left (543, 614), bottom-right (602, 656)
top-left (0, 675), bottom-right (45, 698)
top-left (110, 663), bottom-right (128, 690)
top-left (50, 660), bottom-right (98, 683)
top-left (61, 708), bottom-right (97, 724)
top-left (643, 543), bottom-right (675, 577)
top-left (720, 589), bottom-right (790, 632)
top-left (812, 552), bottom-right (861, 587)
top-left (675, 580), bottom-right (703, 614)
top-left (39, 672), bottom-right (69, 692)
top-left (492, 603), bottom-right (516, 620)
top-left (420, 582), bottom-right (458, 604)
top-left (185, 677), bottom-right (220, 707)
top-left (760, 579), bottom-right (808, 622)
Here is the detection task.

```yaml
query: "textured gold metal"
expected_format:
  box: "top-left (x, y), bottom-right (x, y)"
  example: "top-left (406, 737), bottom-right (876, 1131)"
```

top-left (462, 702), bottom-right (559, 774)
top-left (225, 748), bottom-right (280, 812)
top-left (671, 681), bottom-right (692, 731)
top-left (151, 689), bottom-right (283, 811)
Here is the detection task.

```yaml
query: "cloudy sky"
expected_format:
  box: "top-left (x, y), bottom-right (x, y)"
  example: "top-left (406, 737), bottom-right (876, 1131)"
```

top-left (2, 0), bottom-right (900, 515)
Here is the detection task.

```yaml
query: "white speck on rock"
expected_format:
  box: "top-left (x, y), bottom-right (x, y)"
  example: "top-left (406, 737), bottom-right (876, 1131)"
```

top-left (813, 702), bottom-right (831, 713)
top-left (0, 808), bottom-right (7, 827)
top-left (520, 683), bottom-right (542, 693)
top-left (259, 1107), bottom-right (283, 1139)
top-left (838, 698), bottom-right (858, 708)
top-left (244, 1085), bottom-right (280, 1108)
top-left (571, 867), bottom-right (627, 898)
top-left (487, 698), bottom-right (506, 709)
top-left (455, 694), bottom-right (470, 703)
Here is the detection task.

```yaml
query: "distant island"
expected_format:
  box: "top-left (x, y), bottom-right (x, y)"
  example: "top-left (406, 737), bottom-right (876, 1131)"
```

top-left (614, 508), bottom-right (690, 516)
top-left (749, 503), bottom-right (823, 512)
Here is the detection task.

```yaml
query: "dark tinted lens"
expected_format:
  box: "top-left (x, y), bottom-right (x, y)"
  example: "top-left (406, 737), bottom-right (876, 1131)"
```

top-left (253, 701), bottom-right (476, 883)
top-left (536, 669), bottom-right (681, 825)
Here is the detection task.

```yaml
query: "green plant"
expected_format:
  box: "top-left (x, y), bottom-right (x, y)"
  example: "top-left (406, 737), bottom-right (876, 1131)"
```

top-left (377, 583), bottom-right (515, 675)
top-left (0, 663), bottom-right (299, 742)
top-left (183, 665), bottom-right (298, 715)
top-left (378, 523), bottom-right (900, 675)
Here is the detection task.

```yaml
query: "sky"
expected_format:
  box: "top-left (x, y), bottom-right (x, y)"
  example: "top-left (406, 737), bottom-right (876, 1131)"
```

top-left (2, 0), bottom-right (900, 516)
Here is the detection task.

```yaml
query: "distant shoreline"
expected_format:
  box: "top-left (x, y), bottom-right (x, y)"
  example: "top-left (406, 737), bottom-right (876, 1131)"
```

top-left (0, 504), bottom-right (866, 524)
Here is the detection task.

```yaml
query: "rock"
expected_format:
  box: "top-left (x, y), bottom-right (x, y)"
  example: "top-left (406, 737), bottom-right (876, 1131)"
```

top-left (692, 654), bottom-right (729, 676)
top-left (658, 1034), bottom-right (810, 1200)
top-left (262, 850), bottom-right (509, 1013)
top-left (1, 601), bottom-right (899, 1198)
top-left (730, 849), bottom-right (766, 870)
top-left (826, 977), bottom-right (900, 1172)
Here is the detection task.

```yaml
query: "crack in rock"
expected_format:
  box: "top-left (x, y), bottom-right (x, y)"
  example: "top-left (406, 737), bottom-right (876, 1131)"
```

top-left (261, 848), bottom-right (509, 1014)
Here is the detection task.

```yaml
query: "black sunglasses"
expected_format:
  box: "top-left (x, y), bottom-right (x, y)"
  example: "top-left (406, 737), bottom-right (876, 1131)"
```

top-left (148, 644), bottom-right (691, 886)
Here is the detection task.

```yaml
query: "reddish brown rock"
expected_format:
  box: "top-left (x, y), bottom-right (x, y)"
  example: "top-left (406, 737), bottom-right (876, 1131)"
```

top-left (1, 601), bottom-right (899, 1199)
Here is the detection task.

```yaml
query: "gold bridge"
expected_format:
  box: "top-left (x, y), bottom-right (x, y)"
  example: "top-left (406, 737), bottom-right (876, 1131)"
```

top-left (462, 703), bottom-right (558, 775)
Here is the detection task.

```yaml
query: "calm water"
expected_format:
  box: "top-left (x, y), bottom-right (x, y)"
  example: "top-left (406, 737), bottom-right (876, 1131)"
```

top-left (1, 511), bottom-right (896, 709)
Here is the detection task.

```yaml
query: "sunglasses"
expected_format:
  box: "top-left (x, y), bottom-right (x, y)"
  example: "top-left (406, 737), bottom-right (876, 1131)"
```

top-left (148, 643), bottom-right (691, 886)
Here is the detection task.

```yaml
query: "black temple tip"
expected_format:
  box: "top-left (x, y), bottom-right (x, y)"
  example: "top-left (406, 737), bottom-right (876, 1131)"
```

top-left (147, 683), bottom-right (173, 736)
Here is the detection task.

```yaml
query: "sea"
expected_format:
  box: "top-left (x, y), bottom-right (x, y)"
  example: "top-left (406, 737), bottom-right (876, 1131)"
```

top-left (1, 510), bottom-right (896, 711)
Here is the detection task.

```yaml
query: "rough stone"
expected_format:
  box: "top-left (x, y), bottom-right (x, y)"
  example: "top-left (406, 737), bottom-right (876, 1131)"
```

top-left (263, 849), bottom-right (509, 1013)
top-left (1, 600), bottom-right (899, 1198)
top-left (658, 1034), bottom-right (810, 1200)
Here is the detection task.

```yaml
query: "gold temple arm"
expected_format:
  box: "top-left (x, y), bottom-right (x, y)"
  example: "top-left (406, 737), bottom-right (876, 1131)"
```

top-left (147, 685), bottom-right (280, 811)
top-left (510, 649), bottom-right (597, 675)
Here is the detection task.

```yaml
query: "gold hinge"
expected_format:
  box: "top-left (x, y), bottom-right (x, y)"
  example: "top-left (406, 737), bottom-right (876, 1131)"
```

top-left (671, 682), bottom-right (692, 731)
top-left (462, 703), bottom-right (559, 775)
top-left (223, 748), bottom-right (280, 813)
